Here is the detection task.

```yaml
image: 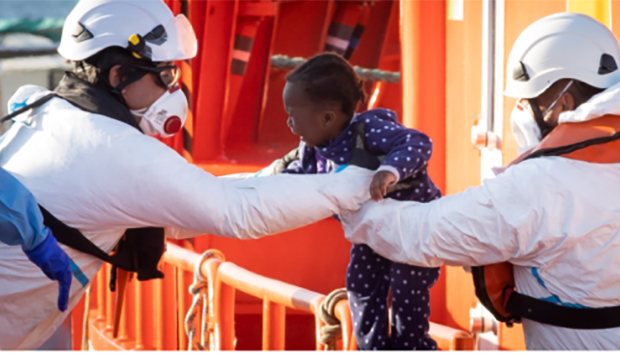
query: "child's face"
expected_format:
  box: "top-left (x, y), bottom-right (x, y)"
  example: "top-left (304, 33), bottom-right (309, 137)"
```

top-left (283, 81), bottom-right (336, 148)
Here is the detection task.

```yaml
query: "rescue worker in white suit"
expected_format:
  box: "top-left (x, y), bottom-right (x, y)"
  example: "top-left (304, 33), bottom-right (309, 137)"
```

top-left (0, 0), bottom-right (373, 349)
top-left (341, 13), bottom-right (620, 350)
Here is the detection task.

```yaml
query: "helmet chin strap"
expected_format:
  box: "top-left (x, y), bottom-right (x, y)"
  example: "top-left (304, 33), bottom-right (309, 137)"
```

top-left (526, 80), bottom-right (575, 139)
top-left (110, 70), bottom-right (149, 105)
top-left (527, 98), bottom-right (556, 139)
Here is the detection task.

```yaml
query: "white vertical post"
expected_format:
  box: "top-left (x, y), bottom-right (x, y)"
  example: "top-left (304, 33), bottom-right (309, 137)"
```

top-left (479, 0), bottom-right (504, 182)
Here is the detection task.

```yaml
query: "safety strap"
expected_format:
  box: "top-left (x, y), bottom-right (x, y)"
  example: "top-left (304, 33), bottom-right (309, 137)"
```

top-left (348, 121), bottom-right (426, 192)
top-left (39, 206), bottom-right (136, 272)
top-left (527, 98), bottom-right (555, 139)
top-left (506, 292), bottom-right (620, 330)
top-left (0, 92), bottom-right (56, 125)
top-left (348, 120), bottom-right (383, 169)
top-left (525, 131), bottom-right (620, 161)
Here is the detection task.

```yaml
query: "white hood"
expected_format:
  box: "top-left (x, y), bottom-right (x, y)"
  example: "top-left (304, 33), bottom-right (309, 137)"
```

top-left (559, 80), bottom-right (620, 123)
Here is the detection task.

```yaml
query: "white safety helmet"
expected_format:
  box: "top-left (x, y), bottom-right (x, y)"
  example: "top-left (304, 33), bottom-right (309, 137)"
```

top-left (504, 12), bottom-right (620, 99)
top-left (58, 0), bottom-right (198, 62)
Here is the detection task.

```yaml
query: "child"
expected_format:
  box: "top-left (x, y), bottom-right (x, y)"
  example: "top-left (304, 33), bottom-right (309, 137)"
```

top-left (281, 53), bottom-right (441, 350)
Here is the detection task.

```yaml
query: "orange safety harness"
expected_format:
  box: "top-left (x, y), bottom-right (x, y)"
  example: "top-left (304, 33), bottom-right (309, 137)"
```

top-left (472, 115), bottom-right (620, 329)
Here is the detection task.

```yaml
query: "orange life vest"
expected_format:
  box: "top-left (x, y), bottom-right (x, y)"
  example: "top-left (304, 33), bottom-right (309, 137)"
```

top-left (472, 114), bottom-right (620, 329)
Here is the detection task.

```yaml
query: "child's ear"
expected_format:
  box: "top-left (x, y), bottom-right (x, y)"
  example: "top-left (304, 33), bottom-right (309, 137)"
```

top-left (321, 110), bottom-right (337, 128)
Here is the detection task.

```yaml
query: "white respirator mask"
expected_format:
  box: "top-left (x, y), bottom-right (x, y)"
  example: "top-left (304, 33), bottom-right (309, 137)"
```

top-left (509, 102), bottom-right (542, 154)
top-left (509, 80), bottom-right (573, 154)
top-left (131, 85), bottom-right (188, 138)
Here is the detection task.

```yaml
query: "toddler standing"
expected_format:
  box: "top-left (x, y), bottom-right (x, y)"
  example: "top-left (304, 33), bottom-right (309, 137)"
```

top-left (282, 53), bottom-right (440, 350)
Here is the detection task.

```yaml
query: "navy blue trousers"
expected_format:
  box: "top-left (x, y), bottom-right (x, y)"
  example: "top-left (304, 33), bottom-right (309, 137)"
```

top-left (346, 244), bottom-right (440, 350)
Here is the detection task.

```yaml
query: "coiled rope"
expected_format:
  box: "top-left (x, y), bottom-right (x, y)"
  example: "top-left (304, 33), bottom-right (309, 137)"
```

top-left (184, 249), bottom-right (225, 350)
top-left (271, 54), bottom-right (401, 84)
top-left (319, 288), bottom-right (349, 350)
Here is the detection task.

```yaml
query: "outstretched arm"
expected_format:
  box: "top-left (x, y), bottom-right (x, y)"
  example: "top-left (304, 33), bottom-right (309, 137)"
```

top-left (340, 160), bottom-right (559, 268)
top-left (77, 135), bottom-right (374, 240)
top-left (0, 167), bottom-right (47, 251)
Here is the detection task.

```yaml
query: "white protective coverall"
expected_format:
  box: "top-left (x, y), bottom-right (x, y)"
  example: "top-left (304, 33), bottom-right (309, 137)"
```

top-left (341, 82), bottom-right (620, 350)
top-left (0, 85), bottom-right (374, 349)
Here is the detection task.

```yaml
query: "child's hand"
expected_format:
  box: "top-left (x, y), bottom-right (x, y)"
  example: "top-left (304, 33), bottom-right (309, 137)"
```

top-left (370, 170), bottom-right (397, 201)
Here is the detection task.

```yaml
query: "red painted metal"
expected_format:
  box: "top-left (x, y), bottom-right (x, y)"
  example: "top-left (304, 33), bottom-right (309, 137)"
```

top-left (192, 0), bottom-right (238, 161)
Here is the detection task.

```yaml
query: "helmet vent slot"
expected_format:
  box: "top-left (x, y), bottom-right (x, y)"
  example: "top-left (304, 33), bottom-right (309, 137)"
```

top-left (598, 53), bottom-right (618, 75)
top-left (513, 61), bottom-right (530, 82)
top-left (72, 22), bottom-right (93, 43)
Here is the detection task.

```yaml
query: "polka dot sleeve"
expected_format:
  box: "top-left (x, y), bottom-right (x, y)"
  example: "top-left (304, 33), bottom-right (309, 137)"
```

top-left (360, 109), bottom-right (432, 182)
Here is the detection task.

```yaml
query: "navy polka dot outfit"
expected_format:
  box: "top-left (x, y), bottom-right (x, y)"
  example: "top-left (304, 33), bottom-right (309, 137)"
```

top-left (283, 108), bottom-right (441, 350)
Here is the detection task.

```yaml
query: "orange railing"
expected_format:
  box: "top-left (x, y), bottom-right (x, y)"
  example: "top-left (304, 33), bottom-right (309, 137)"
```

top-left (78, 243), bottom-right (473, 351)
top-left (209, 260), bottom-right (346, 350)
top-left (83, 243), bottom-right (197, 350)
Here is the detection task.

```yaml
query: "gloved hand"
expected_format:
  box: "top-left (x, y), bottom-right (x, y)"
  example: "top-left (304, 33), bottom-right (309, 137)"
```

top-left (24, 230), bottom-right (72, 311)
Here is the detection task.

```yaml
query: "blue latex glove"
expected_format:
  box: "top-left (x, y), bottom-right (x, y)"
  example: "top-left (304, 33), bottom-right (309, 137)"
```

top-left (24, 230), bottom-right (72, 311)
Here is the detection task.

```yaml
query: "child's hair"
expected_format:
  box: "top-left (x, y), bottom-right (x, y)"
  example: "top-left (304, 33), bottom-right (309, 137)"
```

top-left (286, 53), bottom-right (366, 117)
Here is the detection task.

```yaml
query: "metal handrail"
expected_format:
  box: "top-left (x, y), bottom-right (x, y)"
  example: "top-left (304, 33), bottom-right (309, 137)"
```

top-left (85, 243), bottom-right (475, 351)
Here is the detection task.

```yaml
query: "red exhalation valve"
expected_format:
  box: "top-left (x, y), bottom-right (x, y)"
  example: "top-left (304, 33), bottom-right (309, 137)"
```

top-left (164, 116), bottom-right (182, 135)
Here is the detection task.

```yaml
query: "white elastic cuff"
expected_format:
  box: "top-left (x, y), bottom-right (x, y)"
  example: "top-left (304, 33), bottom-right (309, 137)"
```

top-left (376, 165), bottom-right (400, 182)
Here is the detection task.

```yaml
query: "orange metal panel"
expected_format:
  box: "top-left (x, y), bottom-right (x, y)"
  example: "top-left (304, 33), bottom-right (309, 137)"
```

top-left (400, 0), bottom-right (449, 330)
top-left (443, 0), bottom-right (483, 332)
top-left (258, 0), bottom-right (335, 146)
top-left (499, 322), bottom-right (526, 350)
top-left (192, 0), bottom-right (238, 161)
top-left (445, 0), bottom-right (482, 196)
top-left (323, 2), bottom-right (363, 56)
top-left (220, 17), bottom-right (261, 151)
top-left (400, 0), bottom-right (446, 192)
top-left (362, 1), bottom-right (402, 117)
top-left (613, 0), bottom-right (620, 39)
top-left (226, 16), bottom-right (277, 153)
top-left (238, 0), bottom-right (277, 17)
top-left (350, 1), bottom-right (399, 116)
top-left (444, 267), bottom-right (477, 331)
top-left (349, 1), bottom-right (394, 70)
